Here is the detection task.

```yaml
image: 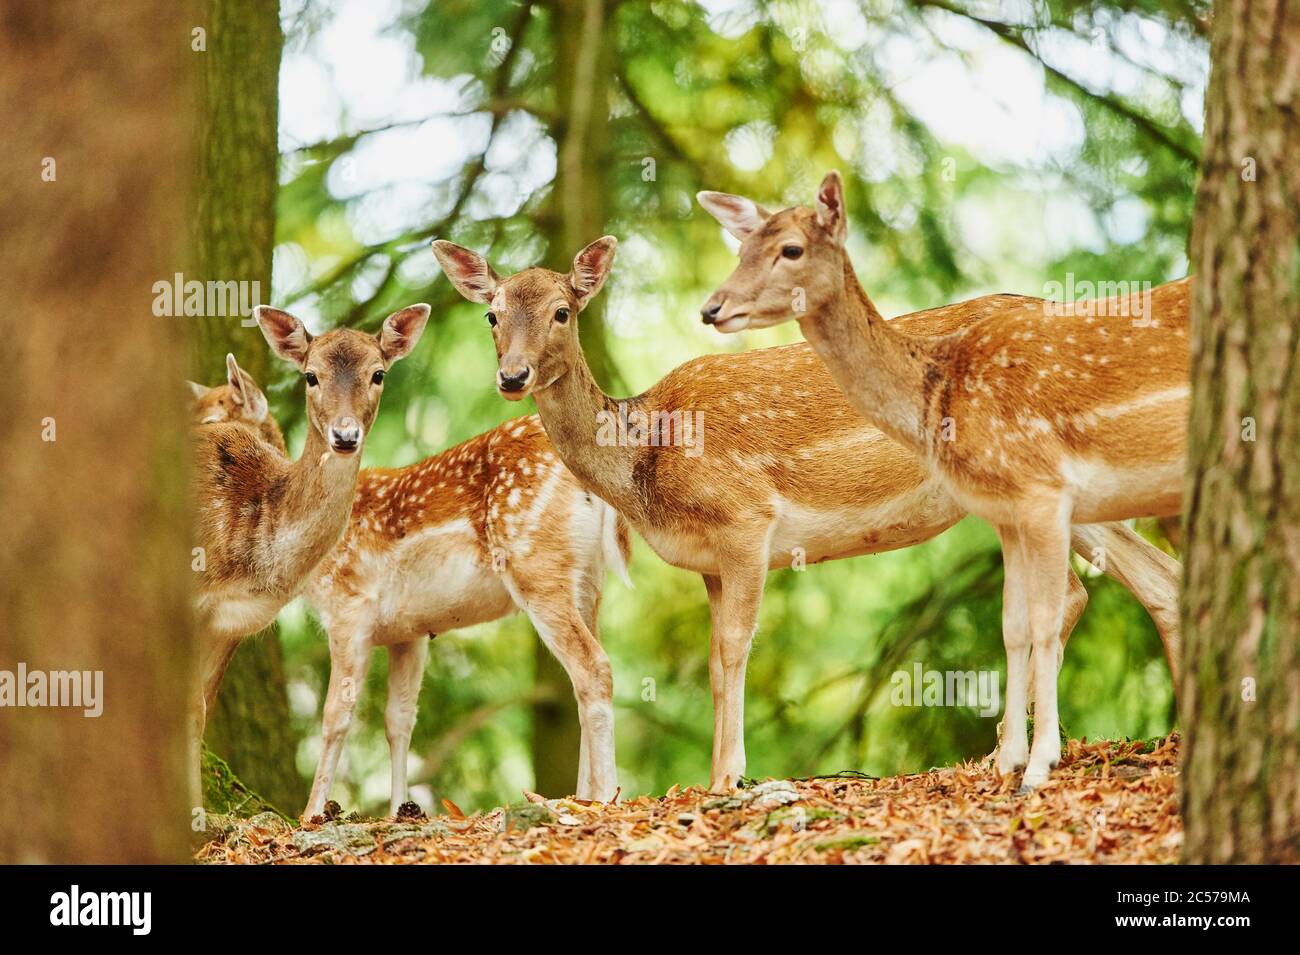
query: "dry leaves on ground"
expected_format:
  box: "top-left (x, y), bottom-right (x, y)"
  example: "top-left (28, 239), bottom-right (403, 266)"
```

top-left (195, 734), bottom-right (1182, 865)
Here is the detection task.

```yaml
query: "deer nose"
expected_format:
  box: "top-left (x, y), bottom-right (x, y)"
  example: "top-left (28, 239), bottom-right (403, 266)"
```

top-left (701, 298), bottom-right (723, 324)
top-left (498, 366), bottom-right (532, 393)
top-left (329, 418), bottom-right (362, 454)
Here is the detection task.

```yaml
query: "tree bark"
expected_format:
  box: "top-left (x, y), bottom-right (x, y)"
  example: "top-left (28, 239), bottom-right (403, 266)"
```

top-left (193, 0), bottom-right (282, 385)
top-left (0, 1), bottom-right (195, 862)
top-left (529, 0), bottom-right (617, 797)
top-left (1181, 0), bottom-right (1300, 863)
top-left (194, 0), bottom-right (305, 813)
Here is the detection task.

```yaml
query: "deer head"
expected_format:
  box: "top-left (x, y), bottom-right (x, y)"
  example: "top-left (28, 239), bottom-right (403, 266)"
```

top-left (189, 353), bottom-right (271, 427)
top-left (697, 170), bottom-right (850, 333)
top-left (254, 303), bottom-right (430, 455)
top-left (188, 353), bottom-right (286, 453)
top-left (431, 237), bottom-right (616, 401)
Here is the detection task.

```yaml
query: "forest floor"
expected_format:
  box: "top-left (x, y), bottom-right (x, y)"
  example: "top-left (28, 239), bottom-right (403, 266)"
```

top-left (195, 734), bottom-right (1182, 865)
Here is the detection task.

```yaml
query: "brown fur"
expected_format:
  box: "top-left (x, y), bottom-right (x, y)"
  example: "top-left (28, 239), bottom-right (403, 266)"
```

top-left (189, 367), bottom-right (287, 455)
top-left (314, 414), bottom-right (631, 598)
top-left (192, 329), bottom-right (389, 601)
top-left (701, 193), bottom-right (1189, 507)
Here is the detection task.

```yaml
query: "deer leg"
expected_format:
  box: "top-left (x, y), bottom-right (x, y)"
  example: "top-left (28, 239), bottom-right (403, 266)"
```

top-left (577, 589), bottom-right (609, 798)
top-left (198, 632), bottom-right (241, 736)
top-left (303, 620), bottom-right (372, 821)
top-left (189, 693), bottom-right (206, 811)
top-left (1020, 513), bottom-right (1072, 792)
top-left (994, 525), bottom-right (1032, 777)
top-left (1070, 522), bottom-right (1182, 691)
top-left (191, 629), bottom-right (240, 808)
top-left (704, 560), bottom-right (766, 792)
top-left (999, 563), bottom-right (1085, 749)
top-left (385, 638), bottom-right (428, 817)
top-left (1026, 566), bottom-right (1087, 711)
top-left (518, 594), bottom-right (617, 802)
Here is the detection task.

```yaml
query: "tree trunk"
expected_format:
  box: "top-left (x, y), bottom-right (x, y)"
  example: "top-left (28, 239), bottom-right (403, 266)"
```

top-left (194, 0), bottom-right (304, 813)
top-left (1181, 0), bottom-right (1300, 864)
top-left (0, 1), bottom-right (194, 862)
top-left (529, 0), bottom-right (616, 797)
top-left (193, 0), bottom-right (282, 385)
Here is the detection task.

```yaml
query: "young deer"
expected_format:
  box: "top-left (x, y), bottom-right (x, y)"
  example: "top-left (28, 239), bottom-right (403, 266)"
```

top-left (300, 415), bottom-right (631, 818)
top-left (698, 173), bottom-right (1189, 789)
top-left (188, 353), bottom-right (287, 455)
top-left (191, 304), bottom-right (428, 748)
top-left (431, 237), bottom-right (1183, 792)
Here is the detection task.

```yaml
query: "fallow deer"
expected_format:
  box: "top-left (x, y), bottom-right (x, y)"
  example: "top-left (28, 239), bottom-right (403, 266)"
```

top-left (431, 237), bottom-right (1183, 792)
top-left (188, 353), bottom-right (286, 455)
top-left (698, 172), bottom-right (1189, 790)
top-left (300, 415), bottom-right (632, 818)
top-left (191, 303), bottom-right (428, 750)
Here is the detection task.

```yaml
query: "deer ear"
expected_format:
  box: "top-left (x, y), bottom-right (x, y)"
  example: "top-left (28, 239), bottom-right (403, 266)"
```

top-left (255, 306), bottom-right (313, 370)
top-left (225, 354), bottom-right (246, 405)
top-left (697, 191), bottom-right (771, 241)
top-left (187, 380), bottom-right (210, 403)
top-left (377, 303), bottom-right (430, 365)
top-left (569, 236), bottom-right (617, 308)
top-left (814, 170), bottom-right (848, 244)
top-left (431, 241), bottom-right (500, 304)
top-left (225, 353), bottom-right (268, 423)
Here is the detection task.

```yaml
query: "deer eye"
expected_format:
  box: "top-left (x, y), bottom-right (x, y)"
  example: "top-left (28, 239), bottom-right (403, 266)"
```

top-left (782, 245), bottom-right (803, 260)
top-left (555, 307), bottom-right (570, 324)
top-left (371, 370), bottom-right (385, 385)
top-left (486, 311), bottom-right (498, 327)
top-left (305, 371), bottom-right (319, 387)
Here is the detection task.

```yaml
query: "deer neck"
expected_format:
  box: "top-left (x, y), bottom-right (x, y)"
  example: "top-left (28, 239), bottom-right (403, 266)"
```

top-left (275, 424), bottom-right (362, 580)
top-left (532, 356), bottom-right (641, 517)
top-left (797, 258), bottom-right (934, 455)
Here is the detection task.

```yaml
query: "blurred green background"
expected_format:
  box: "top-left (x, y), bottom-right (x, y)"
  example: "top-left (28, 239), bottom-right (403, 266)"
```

top-left (225, 0), bottom-right (1205, 814)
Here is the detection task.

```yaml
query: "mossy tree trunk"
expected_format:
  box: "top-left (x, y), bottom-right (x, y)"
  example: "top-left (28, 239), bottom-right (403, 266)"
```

top-left (530, 0), bottom-right (617, 797)
top-left (1181, 0), bottom-right (1300, 863)
top-left (0, 0), bottom-right (194, 862)
top-left (194, 0), bottom-right (305, 814)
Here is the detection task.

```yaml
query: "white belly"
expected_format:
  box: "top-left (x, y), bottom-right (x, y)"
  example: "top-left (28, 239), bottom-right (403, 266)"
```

top-left (1063, 456), bottom-right (1183, 522)
top-left (201, 590), bottom-right (285, 640)
top-left (310, 519), bottom-right (518, 645)
top-left (630, 480), bottom-right (962, 575)
top-left (768, 486), bottom-right (963, 566)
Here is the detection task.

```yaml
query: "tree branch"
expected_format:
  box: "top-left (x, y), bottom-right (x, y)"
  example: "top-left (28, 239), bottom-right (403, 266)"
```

top-left (613, 67), bottom-right (742, 191)
top-left (282, 98), bottom-right (557, 157)
top-left (910, 0), bottom-right (1199, 165)
top-left (282, 1), bottom-right (537, 314)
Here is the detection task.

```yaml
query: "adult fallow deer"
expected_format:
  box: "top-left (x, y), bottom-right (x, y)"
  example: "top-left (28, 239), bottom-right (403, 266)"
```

top-left (699, 173), bottom-right (1188, 789)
